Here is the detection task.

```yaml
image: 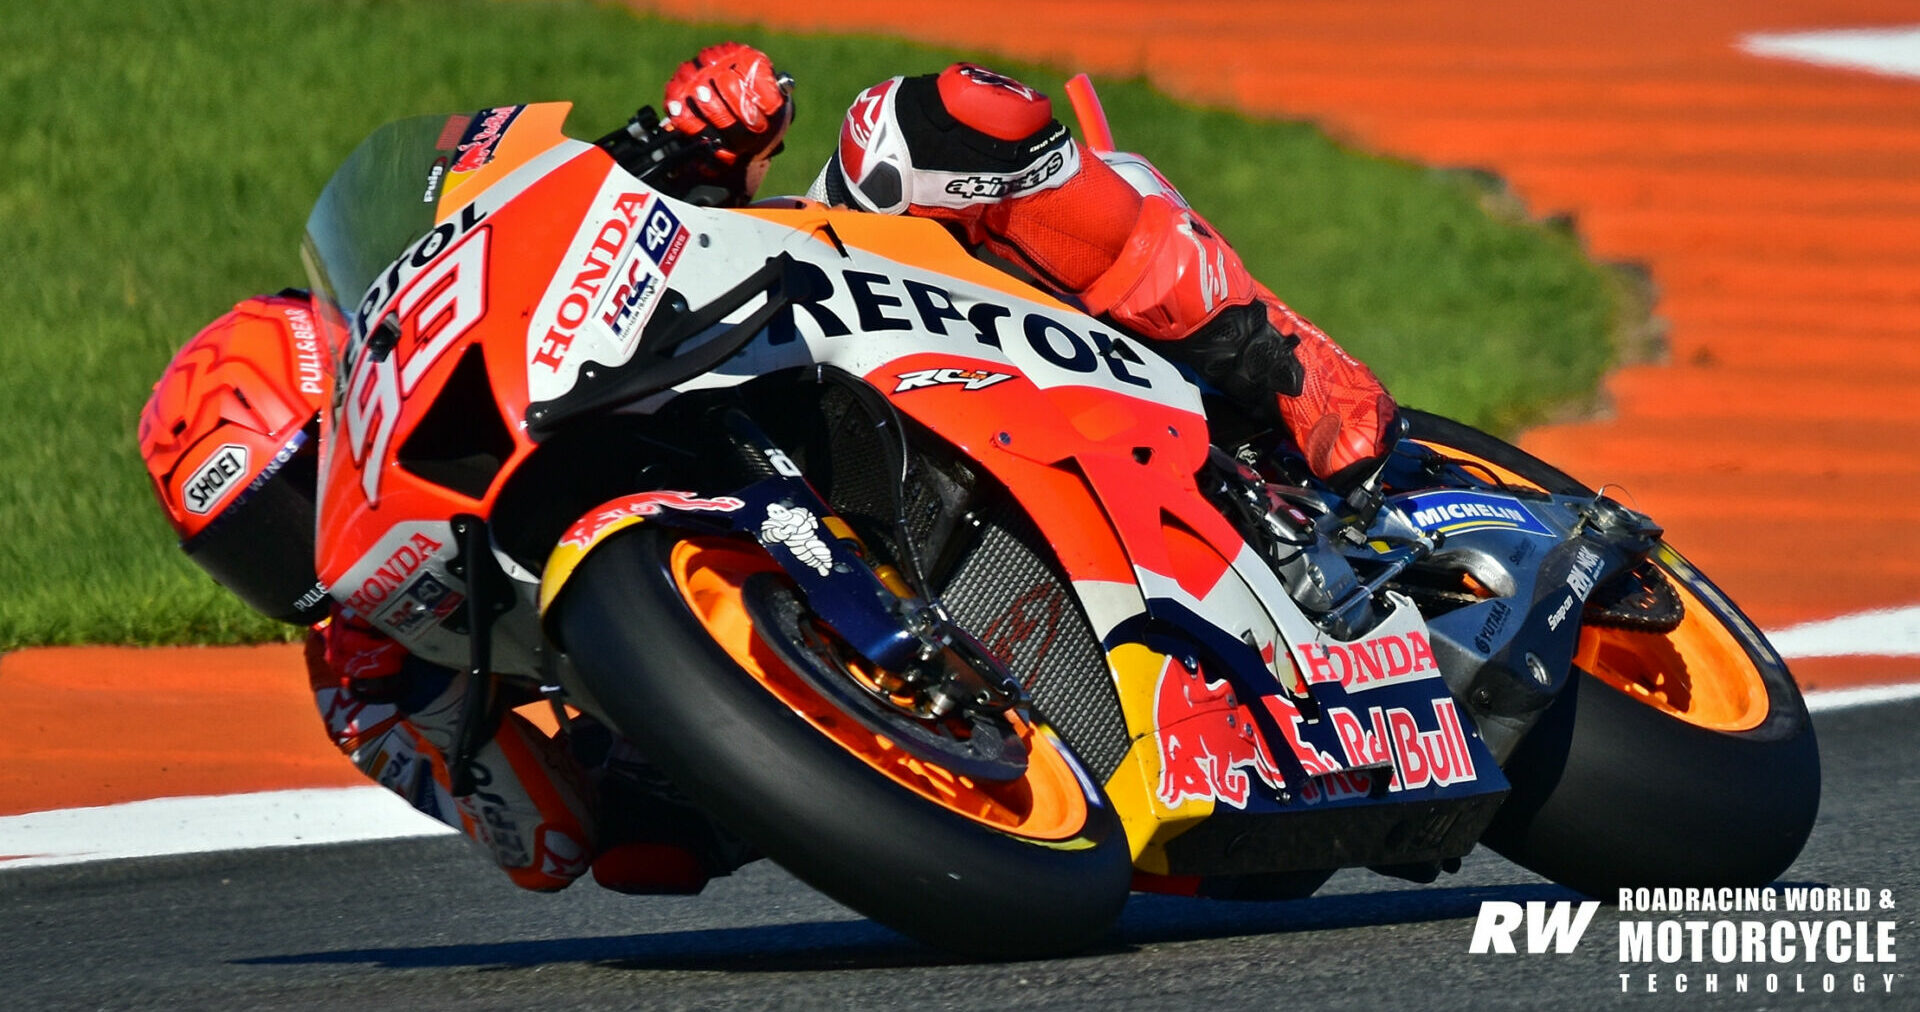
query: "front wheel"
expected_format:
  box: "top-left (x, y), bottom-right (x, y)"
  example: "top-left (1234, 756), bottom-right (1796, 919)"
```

top-left (1401, 409), bottom-right (1821, 895)
top-left (549, 526), bottom-right (1132, 958)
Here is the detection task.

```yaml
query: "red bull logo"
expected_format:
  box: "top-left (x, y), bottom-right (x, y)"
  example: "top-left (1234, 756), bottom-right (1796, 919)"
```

top-left (1261, 692), bottom-right (1344, 778)
top-left (1153, 658), bottom-right (1288, 808)
top-left (559, 491), bottom-right (746, 549)
top-left (1327, 698), bottom-right (1479, 792)
top-left (451, 105), bottom-right (522, 172)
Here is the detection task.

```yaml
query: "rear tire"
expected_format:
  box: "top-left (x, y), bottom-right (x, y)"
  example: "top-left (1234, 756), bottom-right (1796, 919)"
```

top-left (550, 526), bottom-right (1133, 958)
top-left (1401, 409), bottom-right (1821, 894)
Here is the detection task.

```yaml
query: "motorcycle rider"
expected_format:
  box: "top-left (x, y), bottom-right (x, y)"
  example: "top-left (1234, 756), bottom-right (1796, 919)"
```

top-left (660, 42), bottom-right (1397, 491)
top-left (140, 294), bottom-right (743, 895)
top-left (138, 44), bottom-right (1396, 896)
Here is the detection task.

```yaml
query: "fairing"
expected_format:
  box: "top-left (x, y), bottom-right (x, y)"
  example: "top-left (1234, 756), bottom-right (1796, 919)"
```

top-left (301, 103), bottom-right (1508, 875)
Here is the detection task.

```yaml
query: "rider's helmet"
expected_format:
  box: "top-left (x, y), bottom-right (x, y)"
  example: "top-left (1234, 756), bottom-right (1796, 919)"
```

top-left (138, 291), bottom-right (331, 624)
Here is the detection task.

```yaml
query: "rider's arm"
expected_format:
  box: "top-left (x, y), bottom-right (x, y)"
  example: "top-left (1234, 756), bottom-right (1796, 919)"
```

top-left (815, 62), bottom-right (1397, 489)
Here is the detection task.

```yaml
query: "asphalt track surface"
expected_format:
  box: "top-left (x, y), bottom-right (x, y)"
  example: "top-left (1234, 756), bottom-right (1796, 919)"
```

top-left (3, 698), bottom-right (1910, 1011)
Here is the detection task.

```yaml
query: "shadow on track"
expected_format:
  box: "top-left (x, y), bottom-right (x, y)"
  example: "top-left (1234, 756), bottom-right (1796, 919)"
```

top-left (1116, 880), bottom-right (1581, 946)
top-left (237, 880), bottom-right (1579, 971)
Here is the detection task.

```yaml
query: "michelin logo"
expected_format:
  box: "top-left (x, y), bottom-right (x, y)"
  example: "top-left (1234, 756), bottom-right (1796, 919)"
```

top-left (1399, 490), bottom-right (1553, 537)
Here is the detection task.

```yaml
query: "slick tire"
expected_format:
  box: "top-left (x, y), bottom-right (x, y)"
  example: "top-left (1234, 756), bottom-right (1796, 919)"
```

top-left (1402, 409), bottom-right (1821, 895)
top-left (549, 526), bottom-right (1133, 959)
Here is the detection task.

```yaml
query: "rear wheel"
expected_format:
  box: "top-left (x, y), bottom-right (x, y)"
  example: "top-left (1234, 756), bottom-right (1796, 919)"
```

top-left (550, 526), bottom-right (1132, 957)
top-left (1401, 409), bottom-right (1820, 894)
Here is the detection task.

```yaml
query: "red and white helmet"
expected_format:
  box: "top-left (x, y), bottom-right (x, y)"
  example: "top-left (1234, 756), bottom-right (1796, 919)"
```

top-left (138, 292), bottom-right (331, 623)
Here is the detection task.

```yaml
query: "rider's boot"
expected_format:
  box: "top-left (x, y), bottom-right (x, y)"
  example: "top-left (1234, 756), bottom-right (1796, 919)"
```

top-left (1255, 287), bottom-right (1399, 493)
top-left (310, 622), bottom-right (596, 891)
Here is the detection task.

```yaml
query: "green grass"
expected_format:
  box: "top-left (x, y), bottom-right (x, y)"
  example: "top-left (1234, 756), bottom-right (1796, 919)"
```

top-left (0, 0), bottom-right (1620, 648)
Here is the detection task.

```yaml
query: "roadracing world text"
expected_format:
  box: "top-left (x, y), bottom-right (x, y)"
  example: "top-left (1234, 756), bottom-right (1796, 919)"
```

top-left (1466, 887), bottom-right (1903, 996)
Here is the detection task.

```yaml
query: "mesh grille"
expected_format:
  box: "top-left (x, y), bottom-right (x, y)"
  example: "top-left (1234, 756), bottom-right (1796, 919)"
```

top-left (938, 507), bottom-right (1129, 781)
top-left (811, 382), bottom-right (1127, 782)
top-left (817, 388), bottom-right (894, 535)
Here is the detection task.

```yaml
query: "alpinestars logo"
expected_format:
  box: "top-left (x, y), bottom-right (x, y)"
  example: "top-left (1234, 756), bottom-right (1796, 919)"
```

top-left (840, 78), bottom-right (897, 179)
top-left (943, 151), bottom-right (1067, 200)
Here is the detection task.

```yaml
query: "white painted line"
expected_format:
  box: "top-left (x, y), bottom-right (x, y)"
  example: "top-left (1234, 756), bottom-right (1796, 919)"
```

top-left (1766, 604), bottom-right (1920, 659)
top-left (1804, 681), bottom-right (1920, 713)
top-left (1740, 26), bottom-right (1920, 79)
top-left (2, 682), bottom-right (1917, 875)
top-left (5, 598), bottom-right (1920, 874)
top-left (0, 786), bottom-right (454, 870)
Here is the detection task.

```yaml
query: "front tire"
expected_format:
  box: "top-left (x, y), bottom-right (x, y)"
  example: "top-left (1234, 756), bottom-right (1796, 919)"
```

top-left (1401, 409), bottom-right (1821, 895)
top-left (550, 526), bottom-right (1133, 958)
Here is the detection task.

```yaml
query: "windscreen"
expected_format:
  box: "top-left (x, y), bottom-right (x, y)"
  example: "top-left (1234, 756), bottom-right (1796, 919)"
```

top-left (300, 113), bottom-right (456, 353)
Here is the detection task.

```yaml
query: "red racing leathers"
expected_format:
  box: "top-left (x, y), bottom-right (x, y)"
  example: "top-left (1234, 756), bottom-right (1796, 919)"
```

top-left (307, 609), bottom-right (727, 894)
top-left (786, 61), bottom-right (1399, 486)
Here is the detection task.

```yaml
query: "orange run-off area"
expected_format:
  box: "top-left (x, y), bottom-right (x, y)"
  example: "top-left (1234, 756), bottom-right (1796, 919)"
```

top-left (4, 1), bottom-right (1915, 822)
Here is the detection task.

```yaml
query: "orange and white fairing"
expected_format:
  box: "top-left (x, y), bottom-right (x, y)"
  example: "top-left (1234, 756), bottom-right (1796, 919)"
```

top-left (302, 101), bottom-right (1427, 761)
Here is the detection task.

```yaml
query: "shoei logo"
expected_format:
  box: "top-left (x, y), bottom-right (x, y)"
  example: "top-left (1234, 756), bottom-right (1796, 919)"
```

top-left (182, 443), bottom-right (250, 515)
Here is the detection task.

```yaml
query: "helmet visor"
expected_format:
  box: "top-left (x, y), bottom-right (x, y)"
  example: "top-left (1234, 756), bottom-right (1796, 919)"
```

top-left (180, 428), bottom-right (327, 624)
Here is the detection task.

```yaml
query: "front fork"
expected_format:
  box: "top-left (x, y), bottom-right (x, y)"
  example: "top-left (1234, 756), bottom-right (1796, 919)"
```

top-left (688, 409), bottom-right (1025, 714)
top-left (445, 512), bottom-right (509, 797)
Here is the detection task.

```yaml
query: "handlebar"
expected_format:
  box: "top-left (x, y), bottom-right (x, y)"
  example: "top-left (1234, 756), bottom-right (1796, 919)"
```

top-left (594, 105), bottom-right (710, 183)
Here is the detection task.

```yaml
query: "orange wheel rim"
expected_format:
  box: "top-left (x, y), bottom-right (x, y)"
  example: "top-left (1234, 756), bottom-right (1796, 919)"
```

top-left (668, 536), bottom-right (1094, 842)
top-left (1410, 442), bottom-right (1552, 493)
top-left (1573, 547), bottom-right (1771, 732)
top-left (1413, 444), bottom-right (1771, 732)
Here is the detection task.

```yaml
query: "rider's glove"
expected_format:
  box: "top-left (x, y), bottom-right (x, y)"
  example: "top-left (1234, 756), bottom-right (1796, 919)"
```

top-left (314, 606), bottom-right (413, 703)
top-left (663, 42), bottom-right (794, 178)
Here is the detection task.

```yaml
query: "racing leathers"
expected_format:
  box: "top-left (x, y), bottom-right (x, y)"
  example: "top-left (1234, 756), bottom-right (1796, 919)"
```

top-left (664, 46), bottom-right (1397, 488)
top-left (308, 610), bottom-right (748, 894)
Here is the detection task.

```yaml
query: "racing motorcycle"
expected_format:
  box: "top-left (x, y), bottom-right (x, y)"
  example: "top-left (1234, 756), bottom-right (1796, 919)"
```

top-left (300, 93), bottom-right (1819, 958)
